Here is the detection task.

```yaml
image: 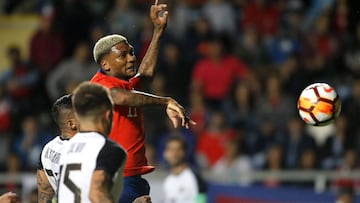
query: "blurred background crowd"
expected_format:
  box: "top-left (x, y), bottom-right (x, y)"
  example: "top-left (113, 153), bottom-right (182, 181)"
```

top-left (0, 0), bottom-right (359, 198)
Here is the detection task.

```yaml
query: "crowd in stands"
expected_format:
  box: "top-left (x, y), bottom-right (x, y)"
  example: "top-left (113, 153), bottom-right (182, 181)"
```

top-left (0, 0), bottom-right (359, 193)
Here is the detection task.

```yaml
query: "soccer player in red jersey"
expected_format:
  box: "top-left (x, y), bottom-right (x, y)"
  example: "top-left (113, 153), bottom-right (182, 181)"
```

top-left (90, 0), bottom-right (195, 202)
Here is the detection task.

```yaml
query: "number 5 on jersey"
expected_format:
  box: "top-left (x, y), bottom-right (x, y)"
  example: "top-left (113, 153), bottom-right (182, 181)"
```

top-left (58, 163), bottom-right (82, 203)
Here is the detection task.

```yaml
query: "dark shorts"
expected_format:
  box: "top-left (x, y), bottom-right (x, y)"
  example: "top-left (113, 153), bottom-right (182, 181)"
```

top-left (119, 176), bottom-right (150, 203)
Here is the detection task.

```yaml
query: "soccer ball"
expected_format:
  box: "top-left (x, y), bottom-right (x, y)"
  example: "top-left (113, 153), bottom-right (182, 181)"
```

top-left (297, 83), bottom-right (341, 126)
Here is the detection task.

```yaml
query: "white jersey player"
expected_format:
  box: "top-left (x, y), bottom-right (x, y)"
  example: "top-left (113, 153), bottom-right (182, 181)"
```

top-left (57, 132), bottom-right (126, 203)
top-left (37, 94), bottom-right (78, 203)
top-left (57, 82), bottom-right (127, 203)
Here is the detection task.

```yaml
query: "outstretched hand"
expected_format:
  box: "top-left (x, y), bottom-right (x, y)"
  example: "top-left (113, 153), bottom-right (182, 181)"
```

top-left (166, 98), bottom-right (196, 129)
top-left (150, 0), bottom-right (168, 31)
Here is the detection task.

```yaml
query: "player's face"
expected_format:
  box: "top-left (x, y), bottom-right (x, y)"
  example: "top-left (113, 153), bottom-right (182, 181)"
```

top-left (102, 42), bottom-right (137, 80)
top-left (164, 140), bottom-right (186, 167)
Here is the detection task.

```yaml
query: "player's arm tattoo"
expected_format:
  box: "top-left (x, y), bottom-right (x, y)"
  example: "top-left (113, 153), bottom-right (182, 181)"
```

top-left (89, 170), bottom-right (114, 203)
top-left (37, 170), bottom-right (55, 203)
top-left (137, 30), bottom-right (161, 79)
top-left (111, 88), bottom-right (169, 107)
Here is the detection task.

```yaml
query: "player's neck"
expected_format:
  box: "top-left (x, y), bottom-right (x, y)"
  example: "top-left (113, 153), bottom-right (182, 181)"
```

top-left (170, 163), bottom-right (188, 175)
top-left (60, 129), bottom-right (76, 140)
top-left (78, 121), bottom-right (108, 136)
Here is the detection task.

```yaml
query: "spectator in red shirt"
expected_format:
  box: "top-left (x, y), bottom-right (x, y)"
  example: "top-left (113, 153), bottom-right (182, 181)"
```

top-left (196, 111), bottom-right (237, 168)
top-left (241, 0), bottom-right (280, 38)
top-left (192, 36), bottom-right (248, 108)
top-left (30, 6), bottom-right (64, 76)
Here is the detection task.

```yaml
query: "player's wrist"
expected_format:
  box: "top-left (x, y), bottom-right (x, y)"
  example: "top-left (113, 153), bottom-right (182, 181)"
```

top-left (153, 27), bottom-right (164, 38)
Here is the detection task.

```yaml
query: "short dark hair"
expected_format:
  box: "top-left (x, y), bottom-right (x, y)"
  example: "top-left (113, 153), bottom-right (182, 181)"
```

top-left (52, 94), bottom-right (73, 127)
top-left (166, 135), bottom-right (188, 151)
top-left (72, 82), bottom-right (113, 119)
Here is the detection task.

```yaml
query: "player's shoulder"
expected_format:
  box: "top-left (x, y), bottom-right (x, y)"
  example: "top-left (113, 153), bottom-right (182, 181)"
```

top-left (73, 131), bottom-right (106, 143)
top-left (43, 136), bottom-right (67, 150)
top-left (101, 138), bottom-right (126, 156)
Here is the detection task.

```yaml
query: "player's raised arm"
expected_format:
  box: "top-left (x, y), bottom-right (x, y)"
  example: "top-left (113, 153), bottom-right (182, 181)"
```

top-left (89, 170), bottom-right (114, 203)
top-left (137, 0), bottom-right (168, 79)
top-left (110, 88), bottom-right (195, 128)
top-left (37, 169), bottom-right (54, 203)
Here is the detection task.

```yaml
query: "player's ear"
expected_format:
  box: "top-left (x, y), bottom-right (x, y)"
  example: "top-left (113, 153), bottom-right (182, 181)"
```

top-left (101, 59), bottom-right (110, 72)
top-left (104, 109), bottom-right (113, 121)
top-left (66, 118), bottom-right (77, 130)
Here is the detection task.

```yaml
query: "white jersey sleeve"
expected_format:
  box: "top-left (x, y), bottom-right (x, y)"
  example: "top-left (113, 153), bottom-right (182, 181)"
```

top-left (38, 136), bottom-right (69, 191)
top-left (57, 132), bottom-right (126, 203)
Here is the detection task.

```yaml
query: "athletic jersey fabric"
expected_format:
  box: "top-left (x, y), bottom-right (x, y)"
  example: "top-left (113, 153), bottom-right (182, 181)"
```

top-left (57, 132), bottom-right (126, 203)
top-left (163, 167), bottom-right (207, 203)
top-left (91, 70), bottom-right (154, 177)
top-left (38, 136), bottom-right (68, 192)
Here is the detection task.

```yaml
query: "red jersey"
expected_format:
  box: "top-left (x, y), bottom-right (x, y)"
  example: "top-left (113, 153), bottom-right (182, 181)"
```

top-left (90, 70), bottom-right (154, 176)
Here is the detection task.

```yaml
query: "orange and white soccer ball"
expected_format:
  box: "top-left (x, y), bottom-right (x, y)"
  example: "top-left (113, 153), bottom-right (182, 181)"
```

top-left (297, 83), bottom-right (341, 126)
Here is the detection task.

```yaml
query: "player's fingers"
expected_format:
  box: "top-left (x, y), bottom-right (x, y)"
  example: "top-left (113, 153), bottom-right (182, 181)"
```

top-left (154, 0), bottom-right (158, 5)
top-left (162, 11), bottom-right (169, 20)
top-left (170, 117), bottom-right (179, 128)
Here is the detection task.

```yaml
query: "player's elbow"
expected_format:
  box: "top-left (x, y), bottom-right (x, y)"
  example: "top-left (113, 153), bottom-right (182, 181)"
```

top-left (89, 191), bottom-right (113, 203)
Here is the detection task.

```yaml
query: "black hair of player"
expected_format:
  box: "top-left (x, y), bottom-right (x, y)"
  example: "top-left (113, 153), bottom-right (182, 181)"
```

top-left (52, 94), bottom-right (73, 125)
top-left (166, 135), bottom-right (188, 152)
top-left (72, 82), bottom-right (113, 118)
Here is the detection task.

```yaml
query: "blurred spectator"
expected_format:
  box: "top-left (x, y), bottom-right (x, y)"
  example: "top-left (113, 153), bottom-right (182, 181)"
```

top-left (294, 149), bottom-right (317, 188)
top-left (241, 0), bottom-right (281, 38)
top-left (332, 0), bottom-right (349, 36)
top-left (321, 116), bottom-right (352, 169)
top-left (202, 0), bottom-right (236, 36)
top-left (266, 28), bottom-right (301, 65)
top-left (211, 136), bottom-right (252, 185)
top-left (188, 92), bottom-right (207, 136)
top-left (46, 42), bottom-right (98, 101)
top-left (299, 149), bottom-right (318, 170)
top-left (333, 150), bottom-right (360, 192)
top-left (342, 80), bottom-right (360, 151)
top-left (29, 6), bottom-right (64, 76)
top-left (336, 188), bottom-right (355, 203)
top-left (235, 27), bottom-right (270, 68)
top-left (156, 121), bottom-right (197, 167)
top-left (223, 81), bottom-right (257, 130)
top-left (0, 46), bottom-right (38, 105)
top-left (57, 0), bottom-right (93, 57)
top-left (107, 0), bottom-right (141, 41)
top-left (344, 23), bottom-right (360, 77)
top-left (246, 118), bottom-right (280, 169)
top-left (0, 86), bottom-right (11, 134)
top-left (301, 0), bottom-right (335, 31)
top-left (12, 115), bottom-right (52, 170)
top-left (3, 154), bottom-right (21, 197)
top-left (159, 42), bottom-right (191, 105)
top-left (196, 111), bottom-right (237, 168)
top-left (182, 17), bottom-right (214, 65)
top-left (255, 73), bottom-right (295, 129)
top-left (263, 144), bottom-right (284, 188)
top-left (192, 36), bottom-right (248, 108)
top-left (163, 135), bottom-right (207, 203)
top-left (281, 117), bottom-right (317, 169)
top-left (166, 0), bottom-right (196, 40)
top-left (5, 154), bottom-right (20, 175)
